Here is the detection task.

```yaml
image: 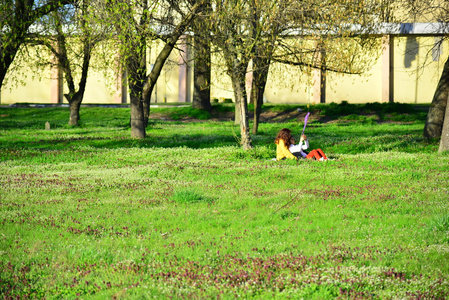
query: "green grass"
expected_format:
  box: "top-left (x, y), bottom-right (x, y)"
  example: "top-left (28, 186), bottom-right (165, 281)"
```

top-left (0, 103), bottom-right (448, 299)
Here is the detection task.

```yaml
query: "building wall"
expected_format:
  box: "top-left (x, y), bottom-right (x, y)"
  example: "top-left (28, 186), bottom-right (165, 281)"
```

top-left (0, 39), bottom-right (184, 105)
top-left (1, 33), bottom-right (448, 105)
top-left (260, 35), bottom-right (448, 104)
top-left (326, 63), bottom-right (383, 104)
top-left (1, 75), bottom-right (52, 104)
top-left (262, 63), bottom-right (309, 104)
top-left (393, 36), bottom-right (447, 103)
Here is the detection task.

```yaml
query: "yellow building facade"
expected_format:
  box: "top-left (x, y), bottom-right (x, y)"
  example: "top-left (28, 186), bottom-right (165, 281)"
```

top-left (1, 24), bottom-right (448, 105)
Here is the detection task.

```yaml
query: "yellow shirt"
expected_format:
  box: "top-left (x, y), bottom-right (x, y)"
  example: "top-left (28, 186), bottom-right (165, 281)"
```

top-left (275, 139), bottom-right (297, 160)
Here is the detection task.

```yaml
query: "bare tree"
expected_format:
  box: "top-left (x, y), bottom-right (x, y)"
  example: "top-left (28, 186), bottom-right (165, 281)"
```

top-left (30, 0), bottom-right (106, 126)
top-left (208, 0), bottom-right (390, 147)
top-left (190, 0), bottom-right (212, 112)
top-left (208, 0), bottom-right (264, 149)
top-left (103, 0), bottom-right (206, 138)
top-left (249, 0), bottom-right (392, 134)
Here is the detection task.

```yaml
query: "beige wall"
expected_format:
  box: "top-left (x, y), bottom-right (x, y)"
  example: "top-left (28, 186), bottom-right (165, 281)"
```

top-left (1, 34), bottom-right (448, 105)
top-left (325, 61), bottom-right (383, 104)
top-left (262, 35), bottom-right (448, 104)
top-left (0, 39), bottom-right (184, 105)
top-left (263, 63), bottom-right (310, 104)
top-left (261, 36), bottom-right (448, 104)
top-left (148, 41), bottom-right (181, 104)
top-left (393, 36), bottom-right (447, 103)
top-left (1, 76), bottom-right (52, 104)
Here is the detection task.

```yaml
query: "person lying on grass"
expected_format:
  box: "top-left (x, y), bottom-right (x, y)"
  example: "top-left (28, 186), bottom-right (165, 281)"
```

top-left (274, 128), bottom-right (328, 161)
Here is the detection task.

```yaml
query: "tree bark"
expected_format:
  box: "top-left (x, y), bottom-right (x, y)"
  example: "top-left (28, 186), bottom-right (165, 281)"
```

top-left (143, 100), bottom-right (150, 127)
top-left (127, 53), bottom-right (147, 137)
top-left (130, 93), bottom-right (146, 139)
top-left (192, 34), bottom-right (212, 112)
top-left (191, 0), bottom-right (212, 112)
top-left (234, 98), bottom-right (241, 125)
top-left (438, 95), bottom-right (449, 153)
top-left (228, 57), bottom-right (252, 150)
top-left (251, 56), bottom-right (270, 135)
top-left (68, 94), bottom-right (83, 126)
top-left (0, 44), bottom-right (19, 90)
top-left (424, 55), bottom-right (449, 140)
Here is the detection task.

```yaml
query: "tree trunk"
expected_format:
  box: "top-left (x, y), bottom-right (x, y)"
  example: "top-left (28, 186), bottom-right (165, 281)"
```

top-left (127, 32), bottom-right (147, 134)
top-left (234, 99), bottom-right (241, 125)
top-left (143, 100), bottom-right (150, 127)
top-left (438, 96), bottom-right (449, 153)
top-left (192, 34), bottom-right (212, 112)
top-left (229, 60), bottom-right (252, 150)
top-left (62, 49), bottom-right (90, 126)
top-left (0, 45), bottom-right (19, 91)
top-left (128, 62), bottom-right (146, 138)
top-left (68, 93), bottom-right (83, 126)
top-left (192, 0), bottom-right (212, 112)
top-left (251, 56), bottom-right (270, 135)
top-left (251, 79), bottom-right (263, 135)
top-left (424, 55), bottom-right (449, 140)
top-left (52, 5), bottom-right (93, 127)
top-left (130, 93), bottom-right (146, 139)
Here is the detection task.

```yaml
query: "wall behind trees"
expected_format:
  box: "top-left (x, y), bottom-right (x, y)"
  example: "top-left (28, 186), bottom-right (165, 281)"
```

top-left (1, 31), bottom-right (448, 105)
top-left (0, 38), bottom-right (185, 105)
top-left (393, 36), bottom-right (448, 103)
top-left (261, 35), bottom-right (449, 104)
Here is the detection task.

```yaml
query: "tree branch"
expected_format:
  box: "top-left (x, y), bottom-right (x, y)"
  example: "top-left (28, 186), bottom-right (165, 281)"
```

top-left (271, 58), bottom-right (363, 75)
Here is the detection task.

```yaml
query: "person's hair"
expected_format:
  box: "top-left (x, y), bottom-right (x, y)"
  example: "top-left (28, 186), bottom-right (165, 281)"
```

top-left (275, 128), bottom-right (294, 148)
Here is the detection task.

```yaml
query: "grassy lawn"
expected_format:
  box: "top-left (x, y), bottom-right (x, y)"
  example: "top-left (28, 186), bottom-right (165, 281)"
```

top-left (0, 103), bottom-right (448, 299)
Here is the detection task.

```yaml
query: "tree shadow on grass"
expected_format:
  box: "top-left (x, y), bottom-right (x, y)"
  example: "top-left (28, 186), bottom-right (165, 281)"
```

top-left (0, 120), bottom-right (434, 155)
top-left (0, 104), bottom-right (435, 158)
top-left (0, 133), bottom-right (240, 152)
